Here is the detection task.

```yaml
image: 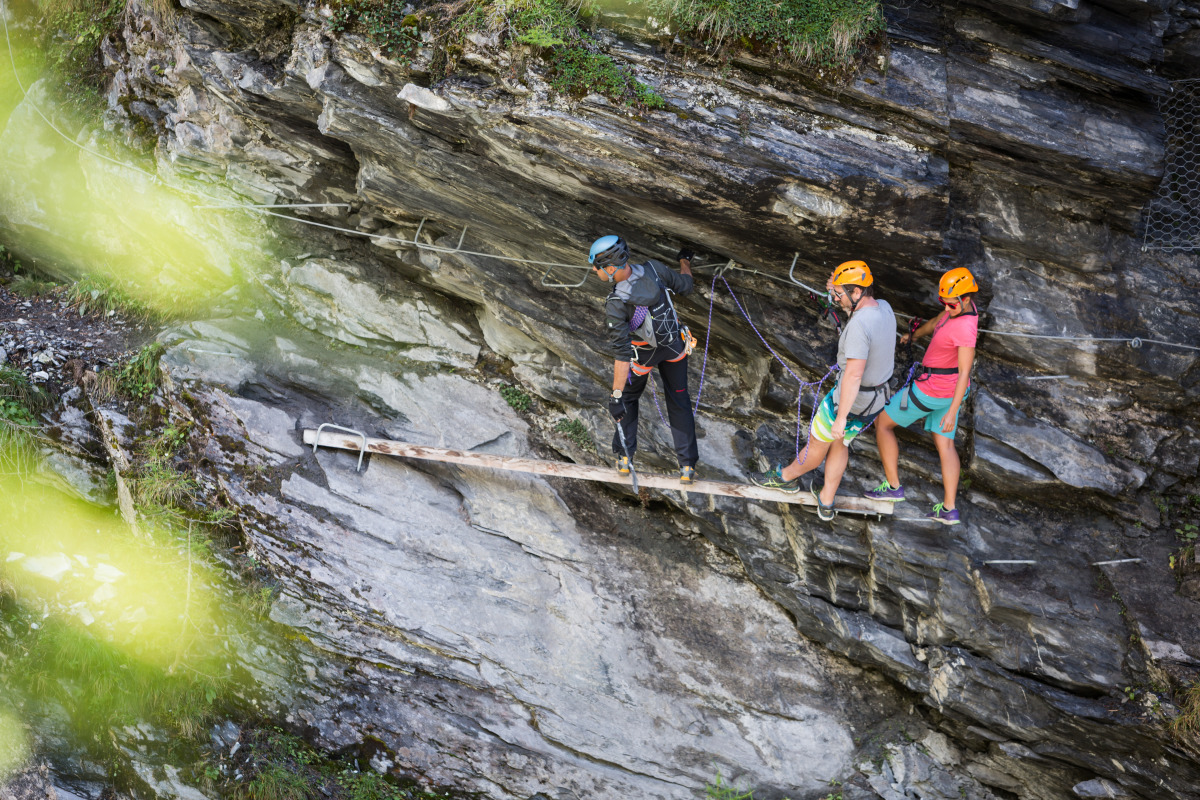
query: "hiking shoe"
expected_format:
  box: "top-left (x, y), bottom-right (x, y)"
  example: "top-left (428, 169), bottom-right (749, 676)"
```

top-left (750, 464), bottom-right (800, 494)
top-left (680, 465), bottom-right (697, 485)
top-left (926, 502), bottom-right (960, 525)
top-left (812, 485), bottom-right (836, 521)
top-left (616, 455), bottom-right (632, 475)
top-left (865, 480), bottom-right (905, 503)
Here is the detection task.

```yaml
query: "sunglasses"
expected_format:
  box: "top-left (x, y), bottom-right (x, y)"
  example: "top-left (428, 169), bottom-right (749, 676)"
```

top-left (940, 297), bottom-right (962, 307)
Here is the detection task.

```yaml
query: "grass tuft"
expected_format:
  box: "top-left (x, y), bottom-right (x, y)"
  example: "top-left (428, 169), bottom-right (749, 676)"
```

top-left (8, 275), bottom-right (58, 298)
top-left (646, 0), bottom-right (884, 68)
top-left (63, 275), bottom-right (155, 322)
top-left (706, 769), bottom-right (754, 799)
top-left (1172, 682), bottom-right (1200, 743)
top-left (111, 342), bottom-right (166, 400)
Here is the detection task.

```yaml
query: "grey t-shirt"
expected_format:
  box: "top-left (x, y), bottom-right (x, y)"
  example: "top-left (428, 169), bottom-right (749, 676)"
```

top-left (835, 299), bottom-right (896, 415)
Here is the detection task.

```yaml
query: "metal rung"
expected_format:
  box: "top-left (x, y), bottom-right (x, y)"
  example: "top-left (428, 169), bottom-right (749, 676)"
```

top-left (312, 423), bottom-right (368, 472)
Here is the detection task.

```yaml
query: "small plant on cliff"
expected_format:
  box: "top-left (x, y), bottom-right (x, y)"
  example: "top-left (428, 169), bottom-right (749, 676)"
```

top-left (1172, 682), bottom-right (1200, 743)
top-left (706, 770), bottom-right (754, 799)
top-left (546, 45), bottom-right (667, 107)
top-left (112, 342), bottom-right (166, 400)
top-left (500, 383), bottom-right (532, 412)
top-left (554, 417), bottom-right (592, 449)
top-left (330, 0), bottom-right (422, 58)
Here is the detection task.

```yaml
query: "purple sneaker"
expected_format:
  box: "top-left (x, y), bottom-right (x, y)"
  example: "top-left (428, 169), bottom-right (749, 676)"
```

top-left (865, 480), bottom-right (905, 503)
top-left (926, 502), bottom-right (960, 525)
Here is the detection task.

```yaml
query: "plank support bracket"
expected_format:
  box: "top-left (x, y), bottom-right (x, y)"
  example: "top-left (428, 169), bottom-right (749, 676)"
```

top-left (312, 423), bottom-right (368, 472)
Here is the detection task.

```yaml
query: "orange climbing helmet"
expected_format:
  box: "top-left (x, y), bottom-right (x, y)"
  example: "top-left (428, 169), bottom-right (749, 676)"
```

top-left (939, 267), bottom-right (978, 299)
top-left (832, 260), bottom-right (873, 287)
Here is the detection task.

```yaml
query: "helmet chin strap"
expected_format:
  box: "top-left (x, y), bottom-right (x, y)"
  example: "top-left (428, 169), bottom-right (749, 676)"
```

top-left (847, 287), bottom-right (862, 314)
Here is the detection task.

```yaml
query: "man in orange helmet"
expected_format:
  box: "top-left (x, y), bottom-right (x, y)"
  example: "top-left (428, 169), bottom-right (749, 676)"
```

top-left (864, 267), bottom-right (979, 525)
top-left (751, 261), bottom-right (896, 520)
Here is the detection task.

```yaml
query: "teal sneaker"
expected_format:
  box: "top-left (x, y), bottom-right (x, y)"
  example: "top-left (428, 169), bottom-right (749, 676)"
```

top-left (750, 464), bottom-right (800, 494)
top-left (811, 485), bottom-right (836, 521)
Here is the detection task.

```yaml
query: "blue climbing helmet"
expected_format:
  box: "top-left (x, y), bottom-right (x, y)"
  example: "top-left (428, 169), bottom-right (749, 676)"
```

top-left (589, 235), bottom-right (629, 269)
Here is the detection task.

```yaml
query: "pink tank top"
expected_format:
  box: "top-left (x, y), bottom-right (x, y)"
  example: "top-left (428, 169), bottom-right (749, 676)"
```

top-left (919, 312), bottom-right (978, 399)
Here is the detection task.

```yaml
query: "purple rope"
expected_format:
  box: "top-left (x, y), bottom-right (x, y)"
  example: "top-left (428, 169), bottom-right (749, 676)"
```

top-left (692, 272), bottom-right (718, 414)
top-left (714, 275), bottom-right (841, 461)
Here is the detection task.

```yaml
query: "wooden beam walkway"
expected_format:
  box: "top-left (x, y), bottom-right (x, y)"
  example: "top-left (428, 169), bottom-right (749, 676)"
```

top-left (302, 429), bottom-right (894, 518)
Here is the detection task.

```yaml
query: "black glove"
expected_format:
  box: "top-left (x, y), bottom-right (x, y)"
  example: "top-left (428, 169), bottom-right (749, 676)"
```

top-left (608, 396), bottom-right (626, 421)
top-left (676, 247), bottom-right (695, 263)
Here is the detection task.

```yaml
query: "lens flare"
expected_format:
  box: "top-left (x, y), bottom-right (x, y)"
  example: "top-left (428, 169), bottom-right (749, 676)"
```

top-left (0, 708), bottom-right (30, 783)
top-left (0, 17), bottom-right (268, 317)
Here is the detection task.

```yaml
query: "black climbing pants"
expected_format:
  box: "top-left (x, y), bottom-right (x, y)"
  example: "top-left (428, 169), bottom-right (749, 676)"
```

top-left (612, 351), bottom-right (699, 468)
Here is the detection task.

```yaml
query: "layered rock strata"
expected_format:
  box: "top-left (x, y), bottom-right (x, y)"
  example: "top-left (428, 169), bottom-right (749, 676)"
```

top-left (3, 0), bottom-right (1200, 797)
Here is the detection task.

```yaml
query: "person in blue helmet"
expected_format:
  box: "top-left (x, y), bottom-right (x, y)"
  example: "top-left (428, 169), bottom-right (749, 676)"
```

top-left (589, 235), bottom-right (699, 484)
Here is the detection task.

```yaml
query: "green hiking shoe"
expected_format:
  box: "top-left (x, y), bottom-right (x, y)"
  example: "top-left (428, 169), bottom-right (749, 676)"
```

top-left (750, 464), bottom-right (800, 494)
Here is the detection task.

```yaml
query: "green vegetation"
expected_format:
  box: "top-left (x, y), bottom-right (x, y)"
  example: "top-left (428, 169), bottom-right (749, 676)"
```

top-left (644, 0), bottom-right (884, 68)
top-left (331, 0), bottom-right (422, 58)
top-left (327, 0), bottom-right (882, 106)
top-left (500, 383), bottom-right (532, 412)
top-left (64, 275), bottom-right (155, 321)
top-left (0, 367), bottom-right (50, 474)
top-left (232, 729), bottom-right (456, 800)
top-left (112, 342), bottom-right (166, 400)
top-left (0, 605), bottom-right (224, 742)
top-left (8, 275), bottom-right (58, 297)
top-left (31, 0), bottom-right (127, 111)
top-left (1172, 682), bottom-right (1200, 742)
top-left (554, 417), bottom-right (592, 448)
top-left (705, 770), bottom-right (754, 799)
top-left (547, 45), bottom-right (666, 106)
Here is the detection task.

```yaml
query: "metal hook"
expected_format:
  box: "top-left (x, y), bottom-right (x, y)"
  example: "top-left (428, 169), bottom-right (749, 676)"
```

top-left (787, 252), bottom-right (825, 296)
top-left (1129, 337), bottom-right (1143, 349)
top-left (714, 259), bottom-right (735, 278)
top-left (540, 263), bottom-right (591, 288)
top-left (312, 423), bottom-right (368, 472)
top-left (410, 218), bottom-right (427, 247)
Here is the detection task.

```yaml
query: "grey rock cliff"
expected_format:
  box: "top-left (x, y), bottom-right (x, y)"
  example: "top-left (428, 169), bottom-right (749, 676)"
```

top-left (4, 0), bottom-right (1200, 797)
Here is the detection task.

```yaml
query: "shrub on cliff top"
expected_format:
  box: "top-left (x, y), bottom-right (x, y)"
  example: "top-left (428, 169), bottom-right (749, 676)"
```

top-left (646, 0), bottom-right (884, 67)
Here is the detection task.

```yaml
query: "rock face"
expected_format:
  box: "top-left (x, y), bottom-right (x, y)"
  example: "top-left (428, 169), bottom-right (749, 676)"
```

top-left (4, 0), bottom-right (1200, 797)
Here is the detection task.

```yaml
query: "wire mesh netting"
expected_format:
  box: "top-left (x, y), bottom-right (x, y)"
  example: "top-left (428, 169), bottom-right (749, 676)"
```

top-left (1142, 79), bottom-right (1200, 251)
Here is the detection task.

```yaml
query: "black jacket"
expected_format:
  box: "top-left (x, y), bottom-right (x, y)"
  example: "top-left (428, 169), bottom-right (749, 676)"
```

top-left (604, 261), bottom-right (694, 361)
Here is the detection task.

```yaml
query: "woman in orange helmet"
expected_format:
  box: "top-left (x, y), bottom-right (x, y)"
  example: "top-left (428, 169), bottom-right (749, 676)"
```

top-left (865, 267), bottom-right (979, 525)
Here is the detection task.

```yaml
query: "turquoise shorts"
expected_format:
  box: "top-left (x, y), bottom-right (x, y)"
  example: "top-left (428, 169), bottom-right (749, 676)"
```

top-left (883, 383), bottom-right (968, 440)
top-left (810, 390), bottom-right (877, 445)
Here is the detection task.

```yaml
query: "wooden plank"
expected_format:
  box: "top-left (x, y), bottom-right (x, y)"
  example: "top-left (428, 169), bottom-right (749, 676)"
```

top-left (301, 430), bottom-right (893, 517)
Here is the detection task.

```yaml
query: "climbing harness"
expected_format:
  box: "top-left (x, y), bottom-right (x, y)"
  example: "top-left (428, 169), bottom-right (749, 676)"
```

top-left (895, 303), bottom-right (976, 413)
